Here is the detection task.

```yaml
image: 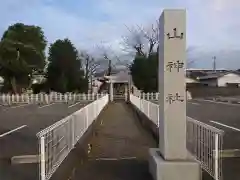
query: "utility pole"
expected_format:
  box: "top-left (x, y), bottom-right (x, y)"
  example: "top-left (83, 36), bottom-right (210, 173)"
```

top-left (213, 56), bottom-right (216, 72)
top-left (107, 59), bottom-right (112, 76)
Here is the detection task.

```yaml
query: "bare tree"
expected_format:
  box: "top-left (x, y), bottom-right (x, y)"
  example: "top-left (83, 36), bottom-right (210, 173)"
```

top-left (95, 43), bottom-right (130, 75)
top-left (121, 22), bottom-right (158, 57)
top-left (80, 51), bottom-right (103, 92)
top-left (186, 47), bottom-right (197, 68)
top-left (121, 26), bottom-right (145, 56)
top-left (96, 43), bottom-right (132, 72)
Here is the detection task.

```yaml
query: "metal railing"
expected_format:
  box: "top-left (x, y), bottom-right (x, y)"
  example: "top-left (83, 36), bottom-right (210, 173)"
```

top-left (37, 94), bottom-right (109, 180)
top-left (0, 92), bottom-right (106, 105)
top-left (187, 117), bottom-right (224, 180)
top-left (130, 94), bottom-right (224, 180)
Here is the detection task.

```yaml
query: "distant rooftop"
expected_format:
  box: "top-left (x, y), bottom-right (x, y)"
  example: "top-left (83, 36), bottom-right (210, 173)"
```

top-left (186, 68), bottom-right (227, 71)
top-left (197, 71), bottom-right (240, 80)
top-left (94, 68), bottom-right (128, 78)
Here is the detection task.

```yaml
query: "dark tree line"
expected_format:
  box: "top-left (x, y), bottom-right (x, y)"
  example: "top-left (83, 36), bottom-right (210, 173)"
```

top-left (127, 23), bottom-right (193, 92)
top-left (130, 52), bottom-right (158, 92)
top-left (0, 23), bottom-right (89, 94)
top-left (46, 39), bottom-right (87, 93)
top-left (123, 24), bottom-right (159, 92)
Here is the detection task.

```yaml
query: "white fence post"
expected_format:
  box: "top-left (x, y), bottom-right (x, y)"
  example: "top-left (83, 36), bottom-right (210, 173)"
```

top-left (125, 93), bottom-right (128, 101)
top-left (2, 94), bottom-right (5, 103)
top-left (16, 94), bottom-right (19, 103)
top-left (64, 94), bottom-right (67, 103)
top-left (11, 94), bottom-right (14, 103)
top-left (215, 134), bottom-right (219, 180)
top-left (40, 93), bottom-right (43, 104)
top-left (147, 101), bottom-right (150, 117)
top-left (7, 94), bottom-right (10, 104)
top-left (25, 94), bottom-right (28, 104)
top-left (73, 93), bottom-right (76, 102)
top-left (31, 94), bottom-right (33, 103)
top-left (151, 92), bottom-right (153, 100)
top-left (40, 136), bottom-right (46, 180)
top-left (50, 94), bottom-right (53, 103)
top-left (72, 116), bottom-right (75, 148)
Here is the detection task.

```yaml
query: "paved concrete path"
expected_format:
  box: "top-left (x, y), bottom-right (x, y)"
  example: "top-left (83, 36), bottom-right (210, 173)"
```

top-left (55, 101), bottom-right (157, 180)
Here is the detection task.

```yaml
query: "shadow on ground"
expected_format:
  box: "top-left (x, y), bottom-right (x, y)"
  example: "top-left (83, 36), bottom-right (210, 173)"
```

top-left (51, 101), bottom-right (157, 180)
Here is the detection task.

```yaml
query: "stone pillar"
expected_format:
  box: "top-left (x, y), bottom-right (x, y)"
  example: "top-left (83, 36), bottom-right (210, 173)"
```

top-left (158, 9), bottom-right (187, 160)
top-left (109, 81), bottom-right (113, 101)
top-left (148, 9), bottom-right (201, 180)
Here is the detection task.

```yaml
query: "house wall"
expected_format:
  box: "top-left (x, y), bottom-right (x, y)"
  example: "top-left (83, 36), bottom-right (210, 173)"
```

top-left (199, 79), bottom-right (218, 87)
top-left (89, 79), bottom-right (102, 93)
top-left (186, 77), bottom-right (198, 83)
top-left (187, 86), bottom-right (240, 98)
top-left (217, 73), bottom-right (240, 87)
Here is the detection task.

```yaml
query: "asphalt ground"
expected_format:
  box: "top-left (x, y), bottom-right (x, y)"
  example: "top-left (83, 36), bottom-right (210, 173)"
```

top-left (50, 101), bottom-right (157, 180)
top-left (151, 98), bottom-right (240, 180)
top-left (187, 99), bottom-right (240, 180)
top-left (0, 100), bottom-right (91, 180)
top-left (1, 97), bottom-right (240, 180)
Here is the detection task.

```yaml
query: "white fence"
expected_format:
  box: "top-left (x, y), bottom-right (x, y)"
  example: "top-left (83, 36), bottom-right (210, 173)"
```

top-left (130, 95), bottom-right (159, 126)
top-left (133, 92), bottom-right (159, 101)
top-left (133, 91), bottom-right (192, 101)
top-left (130, 94), bottom-right (224, 180)
top-left (0, 93), bottom-right (106, 105)
top-left (37, 94), bottom-right (109, 180)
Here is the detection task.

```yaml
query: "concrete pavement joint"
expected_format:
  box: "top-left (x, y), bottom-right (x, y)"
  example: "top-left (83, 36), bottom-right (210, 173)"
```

top-left (210, 121), bottom-right (240, 132)
top-left (95, 157), bottom-right (137, 161)
top-left (197, 99), bottom-right (240, 106)
top-left (7, 104), bottom-right (31, 109)
top-left (213, 149), bottom-right (240, 158)
top-left (68, 102), bottom-right (81, 108)
top-left (189, 102), bottom-right (200, 105)
top-left (39, 103), bottom-right (55, 109)
top-left (11, 155), bottom-right (40, 164)
top-left (0, 125), bottom-right (27, 138)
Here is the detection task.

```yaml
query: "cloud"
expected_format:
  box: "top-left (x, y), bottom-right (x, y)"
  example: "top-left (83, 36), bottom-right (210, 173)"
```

top-left (211, 0), bottom-right (240, 11)
top-left (0, 0), bottom-right (240, 68)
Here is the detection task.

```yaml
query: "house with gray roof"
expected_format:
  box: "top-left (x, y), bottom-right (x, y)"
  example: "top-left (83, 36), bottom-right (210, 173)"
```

top-left (196, 71), bottom-right (240, 87)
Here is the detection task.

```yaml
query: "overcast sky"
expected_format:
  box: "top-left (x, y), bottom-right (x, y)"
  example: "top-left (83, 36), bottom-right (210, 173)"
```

top-left (0, 0), bottom-right (240, 69)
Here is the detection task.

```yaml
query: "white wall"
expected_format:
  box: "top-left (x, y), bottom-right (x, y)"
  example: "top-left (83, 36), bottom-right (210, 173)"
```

top-left (199, 79), bottom-right (217, 87)
top-left (217, 73), bottom-right (240, 87)
top-left (186, 77), bottom-right (198, 83)
top-left (90, 79), bottom-right (103, 93)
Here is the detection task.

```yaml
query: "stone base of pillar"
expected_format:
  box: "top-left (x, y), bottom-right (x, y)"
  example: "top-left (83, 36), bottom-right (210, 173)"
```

top-left (148, 148), bottom-right (201, 180)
